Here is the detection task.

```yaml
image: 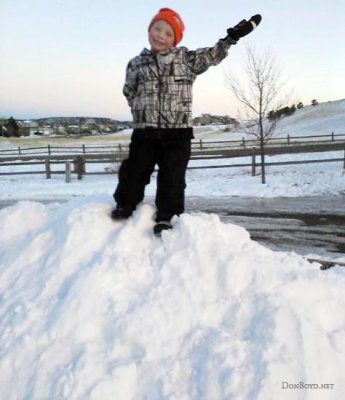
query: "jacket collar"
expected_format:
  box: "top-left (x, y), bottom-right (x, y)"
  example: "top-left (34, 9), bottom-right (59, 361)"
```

top-left (140, 47), bottom-right (179, 58)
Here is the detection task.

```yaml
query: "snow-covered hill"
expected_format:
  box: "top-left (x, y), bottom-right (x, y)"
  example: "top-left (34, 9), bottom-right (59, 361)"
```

top-left (1, 196), bottom-right (345, 399)
top-left (275, 99), bottom-right (345, 137)
top-left (193, 98), bottom-right (345, 140)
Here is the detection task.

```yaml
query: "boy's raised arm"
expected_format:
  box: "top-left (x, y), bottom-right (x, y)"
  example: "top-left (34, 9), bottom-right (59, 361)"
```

top-left (185, 14), bottom-right (262, 76)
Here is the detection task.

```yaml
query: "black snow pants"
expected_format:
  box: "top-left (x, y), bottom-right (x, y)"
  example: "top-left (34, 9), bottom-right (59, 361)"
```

top-left (113, 128), bottom-right (193, 222)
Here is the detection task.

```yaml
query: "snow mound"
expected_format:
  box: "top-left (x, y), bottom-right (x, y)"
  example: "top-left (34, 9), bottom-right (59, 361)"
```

top-left (1, 196), bottom-right (345, 399)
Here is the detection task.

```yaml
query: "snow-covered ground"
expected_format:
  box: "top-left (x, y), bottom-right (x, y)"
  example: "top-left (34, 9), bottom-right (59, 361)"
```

top-left (0, 151), bottom-right (344, 200)
top-left (0, 100), bottom-right (345, 399)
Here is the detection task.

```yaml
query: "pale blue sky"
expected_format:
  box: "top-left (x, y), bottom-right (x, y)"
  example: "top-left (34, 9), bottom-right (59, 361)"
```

top-left (1, 0), bottom-right (344, 120)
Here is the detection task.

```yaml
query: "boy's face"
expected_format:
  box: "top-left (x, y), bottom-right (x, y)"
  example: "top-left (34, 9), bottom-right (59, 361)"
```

top-left (149, 20), bottom-right (175, 54)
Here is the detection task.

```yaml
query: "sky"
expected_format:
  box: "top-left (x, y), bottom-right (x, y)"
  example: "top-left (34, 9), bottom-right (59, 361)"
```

top-left (1, 0), bottom-right (345, 120)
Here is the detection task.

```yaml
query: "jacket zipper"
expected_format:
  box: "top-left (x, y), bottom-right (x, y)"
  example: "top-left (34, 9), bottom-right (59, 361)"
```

top-left (154, 55), bottom-right (162, 129)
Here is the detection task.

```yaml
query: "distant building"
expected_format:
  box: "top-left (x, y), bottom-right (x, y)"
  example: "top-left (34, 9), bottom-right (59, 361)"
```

top-left (193, 114), bottom-right (239, 127)
top-left (19, 120), bottom-right (38, 136)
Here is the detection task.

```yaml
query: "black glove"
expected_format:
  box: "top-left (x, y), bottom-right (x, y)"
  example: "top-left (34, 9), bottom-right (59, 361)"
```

top-left (227, 14), bottom-right (262, 41)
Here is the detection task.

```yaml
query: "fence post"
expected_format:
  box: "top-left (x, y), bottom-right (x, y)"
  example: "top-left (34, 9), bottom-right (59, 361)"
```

top-left (65, 162), bottom-right (71, 183)
top-left (287, 134), bottom-right (290, 145)
top-left (18, 147), bottom-right (21, 155)
top-left (48, 144), bottom-right (51, 155)
top-left (82, 144), bottom-right (86, 154)
top-left (251, 148), bottom-right (256, 176)
top-left (242, 137), bottom-right (246, 148)
top-left (331, 132), bottom-right (334, 141)
top-left (199, 139), bottom-right (203, 149)
top-left (45, 157), bottom-right (51, 179)
top-left (74, 155), bottom-right (85, 180)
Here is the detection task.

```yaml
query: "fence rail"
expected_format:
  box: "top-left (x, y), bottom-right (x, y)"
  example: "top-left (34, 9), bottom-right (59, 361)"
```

top-left (1, 132), bottom-right (344, 157)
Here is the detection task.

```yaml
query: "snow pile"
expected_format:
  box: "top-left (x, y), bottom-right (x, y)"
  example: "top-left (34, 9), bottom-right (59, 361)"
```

top-left (1, 196), bottom-right (345, 399)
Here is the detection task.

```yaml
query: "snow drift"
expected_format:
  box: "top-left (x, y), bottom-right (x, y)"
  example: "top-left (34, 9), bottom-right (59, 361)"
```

top-left (1, 196), bottom-right (345, 400)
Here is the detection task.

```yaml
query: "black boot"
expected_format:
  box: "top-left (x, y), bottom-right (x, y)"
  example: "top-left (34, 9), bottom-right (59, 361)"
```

top-left (153, 221), bottom-right (173, 237)
top-left (111, 206), bottom-right (133, 220)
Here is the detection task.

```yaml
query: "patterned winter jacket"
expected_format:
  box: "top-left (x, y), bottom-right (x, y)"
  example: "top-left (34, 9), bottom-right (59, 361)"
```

top-left (123, 36), bottom-right (236, 130)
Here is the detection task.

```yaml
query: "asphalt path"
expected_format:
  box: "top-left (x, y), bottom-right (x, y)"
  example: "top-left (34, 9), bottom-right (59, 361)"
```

top-left (186, 196), bottom-right (345, 259)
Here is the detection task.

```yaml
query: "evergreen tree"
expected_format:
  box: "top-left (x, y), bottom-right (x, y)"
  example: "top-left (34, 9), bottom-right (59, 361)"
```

top-left (267, 105), bottom-right (296, 120)
top-left (7, 117), bottom-right (20, 137)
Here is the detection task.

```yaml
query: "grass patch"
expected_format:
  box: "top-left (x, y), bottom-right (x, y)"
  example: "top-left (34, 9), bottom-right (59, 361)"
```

top-left (0, 134), bottom-right (131, 148)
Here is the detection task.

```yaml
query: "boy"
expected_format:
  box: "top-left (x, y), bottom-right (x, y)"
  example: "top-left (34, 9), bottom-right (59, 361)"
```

top-left (112, 8), bottom-right (262, 236)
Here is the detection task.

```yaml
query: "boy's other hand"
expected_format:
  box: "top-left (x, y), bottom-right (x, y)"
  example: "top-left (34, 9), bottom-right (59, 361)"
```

top-left (227, 14), bottom-right (262, 41)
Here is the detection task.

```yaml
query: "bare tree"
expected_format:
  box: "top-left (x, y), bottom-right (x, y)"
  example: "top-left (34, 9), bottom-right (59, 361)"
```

top-left (225, 46), bottom-right (293, 183)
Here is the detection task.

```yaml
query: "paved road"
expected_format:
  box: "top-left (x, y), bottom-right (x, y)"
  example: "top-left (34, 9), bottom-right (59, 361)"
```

top-left (1, 195), bottom-right (344, 260)
top-left (186, 196), bottom-right (345, 259)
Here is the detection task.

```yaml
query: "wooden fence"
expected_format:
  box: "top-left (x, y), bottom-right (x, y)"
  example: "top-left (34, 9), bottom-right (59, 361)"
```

top-left (1, 140), bottom-right (344, 180)
top-left (0, 132), bottom-right (344, 157)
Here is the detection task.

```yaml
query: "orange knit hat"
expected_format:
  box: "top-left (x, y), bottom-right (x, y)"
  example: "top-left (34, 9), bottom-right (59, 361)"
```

top-left (148, 8), bottom-right (185, 45)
